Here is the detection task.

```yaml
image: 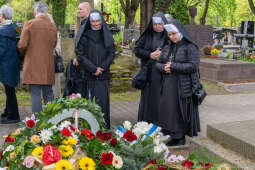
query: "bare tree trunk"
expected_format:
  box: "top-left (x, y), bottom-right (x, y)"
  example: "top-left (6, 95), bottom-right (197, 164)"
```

top-left (120, 0), bottom-right (139, 28)
top-left (248, 0), bottom-right (255, 14)
top-left (200, 0), bottom-right (209, 25)
top-left (139, 0), bottom-right (156, 34)
top-left (158, 0), bottom-right (171, 13)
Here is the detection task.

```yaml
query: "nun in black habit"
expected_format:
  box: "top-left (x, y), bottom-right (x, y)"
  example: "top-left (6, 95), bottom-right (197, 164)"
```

top-left (135, 12), bottom-right (168, 124)
top-left (75, 10), bottom-right (115, 129)
top-left (156, 20), bottom-right (200, 146)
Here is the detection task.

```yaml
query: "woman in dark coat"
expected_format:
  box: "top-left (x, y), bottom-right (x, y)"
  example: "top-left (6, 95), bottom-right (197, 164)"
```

top-left (76, 10), bottom-right (115, 129)
top-left (135, 12), bottom-right (168, 124)
top-left (156, 20), bottom-right (200, 146)
top-left (0, 5), bottom-right (21, 124)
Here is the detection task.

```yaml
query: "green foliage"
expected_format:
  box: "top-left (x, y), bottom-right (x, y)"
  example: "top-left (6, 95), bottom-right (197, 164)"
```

top-left (51, 0), bottom-right (67, 28)
top-left (155, 0), bottom-right (190, 24)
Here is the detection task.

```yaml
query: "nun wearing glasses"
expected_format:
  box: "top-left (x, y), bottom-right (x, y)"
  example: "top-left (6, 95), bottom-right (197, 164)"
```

top-left (75, 10), bottom-right (115, 129)
top-left (156, 20), bottom-right (200, 146)
top-left (135, 12), bottom-right (168, 124)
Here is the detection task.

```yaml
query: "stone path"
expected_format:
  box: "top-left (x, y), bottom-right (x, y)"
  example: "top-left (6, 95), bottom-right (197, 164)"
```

top-left (0, 93), bottom-right (255, 144)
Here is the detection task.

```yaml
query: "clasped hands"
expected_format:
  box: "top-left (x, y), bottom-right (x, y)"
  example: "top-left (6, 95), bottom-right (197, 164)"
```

top-left (73, 58), bottom-right (104, 76)
top-left (164, 62), bottom-right (172, 73)
top-left (150, 49), bottom-right (161, 60)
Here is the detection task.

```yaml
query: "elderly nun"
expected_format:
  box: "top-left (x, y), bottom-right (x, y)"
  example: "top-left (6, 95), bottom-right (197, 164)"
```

top-left (156, 20), bottom-right (201, 146)
top-left (75, 10), bottom-right (115, 129)
top-left (135, 12), bottom-right (168, 124)
top-left (0, 5), bottom-right (21, 124)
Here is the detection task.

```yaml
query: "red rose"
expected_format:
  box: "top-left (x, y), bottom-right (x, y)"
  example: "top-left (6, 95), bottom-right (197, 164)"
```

top-left (182, 160), bottom-right (194, 169)
top-left (101, 152), bottom-right (113, 165)
top-left (144, 160), bottom-right (156, 169)
top-left (61, 128), bottom-right (71, 137)
top-left (200, 162), bottom-right (212, 169)
top-left (26, 120), bottom-right (35, 128)
top-left (123, 130), bottom-right (137, 142)
top-left (4, 136), bottom-right (14, 144)
top-left (102, 132), bottom-right (112, 141)
top-left (96, 130), bottom-right (103, 137)
top-left (110, 138), bottom-right (117, 146)
top-left (42, 145), bottom-right (62, 165)
top-left (68, 125), bottom-right (75, 132)
top-left (82, 129), bottom-right (94, 139)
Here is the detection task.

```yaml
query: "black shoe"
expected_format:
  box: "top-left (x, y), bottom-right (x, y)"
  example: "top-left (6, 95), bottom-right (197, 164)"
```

top-left (0, 113), bottom-right (7, 118)
top-left (0, 117), bottom-right (20, 124)
top-left (167, 137), bottom-right (186, 146)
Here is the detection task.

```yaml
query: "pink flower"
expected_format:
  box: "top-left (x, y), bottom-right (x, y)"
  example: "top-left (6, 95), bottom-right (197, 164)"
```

top-left (69, 93), bottom-right (81, 99)
top-left (23, 156), bottom-right (35, 168)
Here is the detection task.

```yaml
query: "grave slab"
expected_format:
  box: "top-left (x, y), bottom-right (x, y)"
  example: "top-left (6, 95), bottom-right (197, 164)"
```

top-left (207, 120), bottom-right (255, 162)
top-left (200, 58), bottom-right (255, 82)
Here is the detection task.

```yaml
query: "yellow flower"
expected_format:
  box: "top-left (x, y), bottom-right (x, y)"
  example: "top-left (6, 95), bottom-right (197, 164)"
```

top-left (9, 152), bottom-right (16, 159)
top-left (31, 135), bottom-right (41, 143)
top-left (55, 159), bottom-right (73, 170)
top-left (32, 147), bottom-right (43, 159)
top-left (79, 157), bottom-right (96, 170)
top-left (62, 137), bottom-right (77, 146)
top-left (59, 145), bottom-right (74, 157)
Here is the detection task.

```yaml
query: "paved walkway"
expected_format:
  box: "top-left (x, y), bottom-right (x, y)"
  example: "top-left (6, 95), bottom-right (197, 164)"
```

top-left (0, 93), bottom-right (255, 144)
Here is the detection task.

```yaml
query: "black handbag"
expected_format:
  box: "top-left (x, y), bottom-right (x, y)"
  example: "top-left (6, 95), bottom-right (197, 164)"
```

top-left (191, 72), bottom-right (206, 105)
top-left (132, 64), bottom-right (149, 89)
top-left (54, 50), bottom-right (64, 73)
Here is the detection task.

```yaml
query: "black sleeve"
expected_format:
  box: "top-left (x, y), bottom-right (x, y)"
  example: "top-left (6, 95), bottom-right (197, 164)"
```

top-left (76, 39), bottom-right (97, 73)
top-left (155, 42), bottom-right (171, 72)
top-left (134, 36), bottom-right (151, 60)
top-left (171, 44), bottom-right (200, 74)
top-left (101, 44), bottom-right (115, 70)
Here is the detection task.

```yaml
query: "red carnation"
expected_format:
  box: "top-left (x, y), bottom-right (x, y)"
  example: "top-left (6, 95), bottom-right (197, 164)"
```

top-left (101, 152), bottom-right (113, 165)
top-left (61, 128), bottom-right (71, 137)
top-left (182, 160), bottom-right (194, 169)
top-left (200, 162), bottom-right (213, 169)
top-left (97, 136), bottom-right (104, 143)
top-left (96, 130), bottom-right (103, 137)
top-left (26, 120), bottom-right (35, 128)
top-left (42, 145), bottom-right (62, 165)
top-left (68, 125), bottom-right (75, 132)
top-left (157, 165), bottom-right (168, 170)
top-left (110, 138), bottom-right (117, 146)
top-left (82, 129), bottom-right (94, 140)
top-left (102, 132), bottom-right (112, 141)
top-left (4, 136), bottom-right (14, 144)
top-left (144, 160), bottom-right (157, 169)
top-left (123, 130), bottom-right (137, 142)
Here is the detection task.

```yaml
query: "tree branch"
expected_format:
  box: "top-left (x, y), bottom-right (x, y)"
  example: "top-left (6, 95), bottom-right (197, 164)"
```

top-left (248, 0), bottom-right (255, 14)
top-left (119, 0), bottom-right (127, 15)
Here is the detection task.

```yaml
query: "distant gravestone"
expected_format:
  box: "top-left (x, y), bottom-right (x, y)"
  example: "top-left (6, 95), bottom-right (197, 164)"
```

top-left (185, 24), bottom-right (214, 50)
top-left (123, 28), bottom-right (140, 44)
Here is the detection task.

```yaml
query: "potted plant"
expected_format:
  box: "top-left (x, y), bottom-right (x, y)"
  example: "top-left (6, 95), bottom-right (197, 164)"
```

top-left (210, 48), bottom-right (220, 58)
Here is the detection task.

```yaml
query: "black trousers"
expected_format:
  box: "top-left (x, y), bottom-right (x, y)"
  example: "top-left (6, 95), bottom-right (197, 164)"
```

top-left (4, 84), bottom-right (20, 120)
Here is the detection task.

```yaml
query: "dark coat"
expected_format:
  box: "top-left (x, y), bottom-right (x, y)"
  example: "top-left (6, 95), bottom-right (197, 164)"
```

top-left (135, 12), bottom-right (168, 123)
top-left (156, 20), bottom-right (200, 137)
top-left (0, 23), bottom-right (21, 87)
top-left (76, 10), bottom-right (115, 80)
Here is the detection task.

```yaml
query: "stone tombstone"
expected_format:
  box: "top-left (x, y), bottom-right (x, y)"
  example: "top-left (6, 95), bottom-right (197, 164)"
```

top-left (185, 24), bottom-right (214, 51)
top-left (123, 27), bottom-right (140, 45)
top-left (189, 5), bottom-right (197, 25)
top-left (48, 108), bottom-right (100, 134)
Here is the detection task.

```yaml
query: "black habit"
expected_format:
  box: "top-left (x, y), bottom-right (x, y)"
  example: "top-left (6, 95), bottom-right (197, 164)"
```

top-left (135, 12), bottom-right (168, 124)
top-left (75, 10), bottom-right (115, 129)
top-left (156, 20), bottom-right (201, 138)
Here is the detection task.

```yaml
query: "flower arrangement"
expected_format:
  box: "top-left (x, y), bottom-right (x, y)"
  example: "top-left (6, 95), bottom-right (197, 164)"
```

top-left (210, 48), bottom-right (220, 55)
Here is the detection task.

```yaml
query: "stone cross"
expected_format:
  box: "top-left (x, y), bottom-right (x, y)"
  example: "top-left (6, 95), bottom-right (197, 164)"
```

top-left (234, 20), bottom-right (255, 58)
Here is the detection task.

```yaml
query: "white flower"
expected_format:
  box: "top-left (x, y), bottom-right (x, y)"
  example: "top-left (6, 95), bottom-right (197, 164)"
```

top-left (77, 93), bottom-right (82, 98)
top-left (0, 167), bottom-right (8, 170)
top-left (123, 121), bottom-right (132, 130)
top-left (133, 122), bottom-right (153, 137)
top-left (40, 129), bottom-right (53, 143)
top-left (112, 155), bottom-right (123, 169)
top-left (58, 121), bottom-right (71, 131)
top-left (3, 145), bottom-right (14, 154)
top-left (176, 155), bottom-right (185, 162)
top-left (154, 145), bottom-right (164, 153)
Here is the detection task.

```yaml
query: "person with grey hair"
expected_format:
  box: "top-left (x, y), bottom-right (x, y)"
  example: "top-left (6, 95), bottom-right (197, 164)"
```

top-left (0, 5), bottom-right (21, 124)
top-left (18, 1), bottom-right (57, 114)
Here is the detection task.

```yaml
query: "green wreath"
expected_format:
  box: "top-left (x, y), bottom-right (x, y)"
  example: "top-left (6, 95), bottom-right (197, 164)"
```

top-left (38, 95), bottom-right (106, 130)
